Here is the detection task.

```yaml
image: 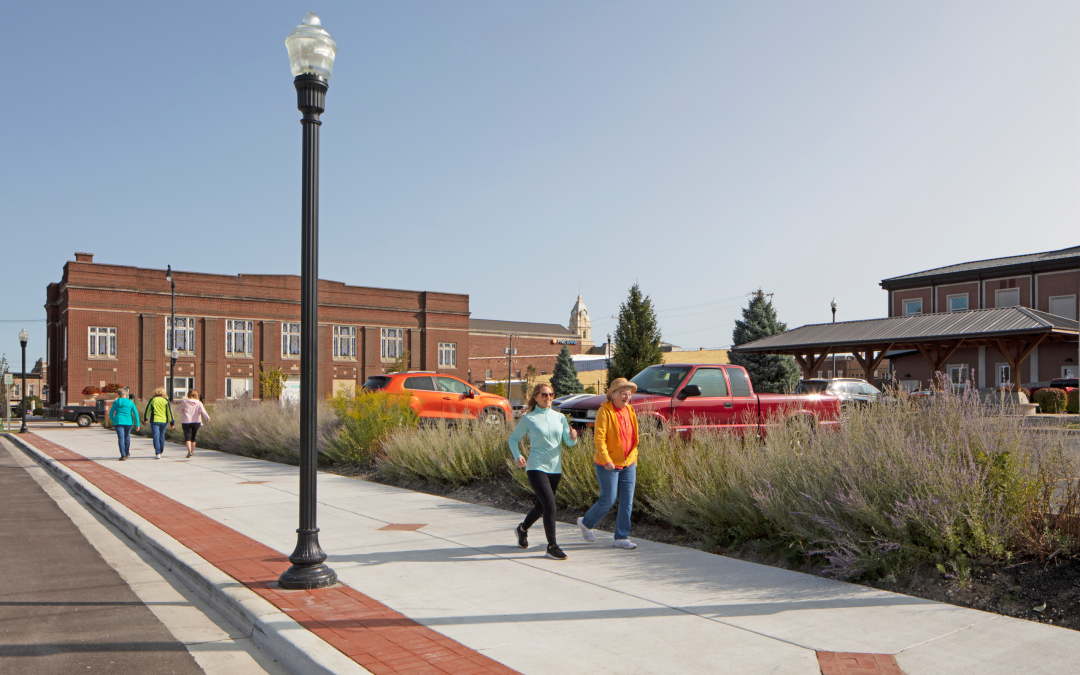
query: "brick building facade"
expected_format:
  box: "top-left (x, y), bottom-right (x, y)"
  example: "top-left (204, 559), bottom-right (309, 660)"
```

top-left (881, 246), bottom-right (1079, 388)
top-left (467, 319), bottom-right (583, 396)
top-left (45, 253), bottom-right (470, 404)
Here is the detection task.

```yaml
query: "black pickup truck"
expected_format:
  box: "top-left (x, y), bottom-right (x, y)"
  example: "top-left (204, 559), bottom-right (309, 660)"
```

top-left (60, 400), bottom-right (107, 427)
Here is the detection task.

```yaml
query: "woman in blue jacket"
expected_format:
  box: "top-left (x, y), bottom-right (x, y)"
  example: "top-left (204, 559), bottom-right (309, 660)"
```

top-left (508, 383), bottom-right (578, 560)
top-left (108, 388), bottom-right (141, 460)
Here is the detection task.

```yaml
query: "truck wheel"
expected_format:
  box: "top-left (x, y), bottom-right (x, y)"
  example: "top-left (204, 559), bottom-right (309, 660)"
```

top-left (76, 414), bottom-right (92, 427)
top-left (480, 407), bottom-right (505, 425)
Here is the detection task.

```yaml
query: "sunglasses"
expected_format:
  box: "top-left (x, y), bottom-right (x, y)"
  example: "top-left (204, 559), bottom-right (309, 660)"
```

top-left (537, 392), bottom-right (555, 397)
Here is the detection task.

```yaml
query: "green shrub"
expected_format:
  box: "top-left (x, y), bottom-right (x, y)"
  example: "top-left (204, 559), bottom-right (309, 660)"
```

top-left (1034, 388), bottom-right (1067, 414)
top-left (323, 389), bottom-right (418, 465)
top-left (1067, 389), bottom-right (1078, 414)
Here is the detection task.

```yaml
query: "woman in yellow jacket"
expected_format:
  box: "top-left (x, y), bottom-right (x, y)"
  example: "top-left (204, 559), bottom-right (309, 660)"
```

top-left (577, 378), bottom-right (639, 549)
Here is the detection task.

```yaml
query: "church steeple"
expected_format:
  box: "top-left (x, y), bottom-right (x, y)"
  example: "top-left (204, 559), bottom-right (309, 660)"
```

top-left (569, 295), bottom-right (594, 349)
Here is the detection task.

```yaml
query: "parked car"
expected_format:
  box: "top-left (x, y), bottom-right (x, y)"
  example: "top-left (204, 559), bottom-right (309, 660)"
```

top-left (794, 378), bottom-right (882, 409)
top-left (557, 364), bottom-right (841, 437)
top-left (1031, 378), bottom-right (1078, 398)
top-left (552, 394), bottom-right (592, 412)
top-left (361, 372), bottom-right (512, 424)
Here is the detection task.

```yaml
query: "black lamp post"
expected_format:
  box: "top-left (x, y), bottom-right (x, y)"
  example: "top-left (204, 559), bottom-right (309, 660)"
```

top-left (19, 329), bottom-right (28, 433)
top-left (166, 266), bottom-right (177, 400)
top-left (278, 12), bottom-right (338, 591)
top-left (830, 299), bottom-right (837, 379)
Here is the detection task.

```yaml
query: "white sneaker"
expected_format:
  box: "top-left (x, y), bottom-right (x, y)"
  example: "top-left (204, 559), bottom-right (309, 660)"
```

top-left (577, 517), bottom-right (596, 543)
top-left (612, 539), bottom-right (637, 550)
top-left (155, 454), bottom-right (162, 460)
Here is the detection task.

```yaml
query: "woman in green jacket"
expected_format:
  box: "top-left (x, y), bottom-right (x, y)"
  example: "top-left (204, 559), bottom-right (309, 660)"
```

top-left (143, 388), bottom-right (175, 459)
top-left (508, 383), bottom-right (578, 560)
top-left (108, 388), bottom-right (141, 460)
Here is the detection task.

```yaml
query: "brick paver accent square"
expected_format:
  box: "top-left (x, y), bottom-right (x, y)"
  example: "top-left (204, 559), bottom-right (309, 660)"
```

top-left (817, 651), bottom-right (905, 675)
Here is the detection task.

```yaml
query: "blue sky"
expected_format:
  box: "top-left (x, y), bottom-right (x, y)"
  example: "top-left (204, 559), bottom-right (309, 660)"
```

top-left (1, 1), bottom-right (1077, 366)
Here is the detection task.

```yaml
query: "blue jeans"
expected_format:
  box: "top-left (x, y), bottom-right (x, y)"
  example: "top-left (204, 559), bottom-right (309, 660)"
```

top-left (151, 422), bottom-right (168, 455)
top-left (582, 463), bottom-right (636, 540)
top-left (115, 425), bottom-right (133, 457)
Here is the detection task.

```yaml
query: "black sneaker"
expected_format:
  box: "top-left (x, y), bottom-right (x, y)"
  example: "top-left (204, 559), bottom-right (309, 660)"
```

top-left (546, 544), bottom-right (567, 561)
top-left (515, 524), bottom-right (528, 549)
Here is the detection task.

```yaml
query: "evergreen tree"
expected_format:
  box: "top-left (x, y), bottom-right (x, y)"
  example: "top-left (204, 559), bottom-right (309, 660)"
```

top-left (607, 283), bottom-right (664, 384)
top-left (550, 345), bottom-right (584, 397)
top-left (729, 290), bottom-right (800, 393)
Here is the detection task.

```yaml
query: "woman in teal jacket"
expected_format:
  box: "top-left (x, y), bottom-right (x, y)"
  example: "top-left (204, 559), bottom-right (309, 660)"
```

top-left (508, 383), bottom-right (578, 560)
top-left (108, 388), bottom-right (141, 460)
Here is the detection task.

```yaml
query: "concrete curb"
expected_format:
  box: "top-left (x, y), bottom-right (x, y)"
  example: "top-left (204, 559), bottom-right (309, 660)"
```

top-left (4, 433), bottom-right (369, 675)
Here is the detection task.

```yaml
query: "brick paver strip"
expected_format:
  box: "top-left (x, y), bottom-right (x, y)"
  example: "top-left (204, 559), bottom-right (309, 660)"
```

top-left (817, 651), bottom-right (905, 675)
top-left (22, 434), bottom-right (519, 675)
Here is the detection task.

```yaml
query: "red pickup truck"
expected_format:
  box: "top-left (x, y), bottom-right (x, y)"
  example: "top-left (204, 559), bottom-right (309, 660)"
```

top-left (559, 363), bottom-right (841, 437)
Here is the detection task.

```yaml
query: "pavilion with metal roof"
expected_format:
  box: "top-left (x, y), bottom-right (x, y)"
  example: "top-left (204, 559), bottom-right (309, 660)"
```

top-left (730, 307), bottom-right (1079, 389)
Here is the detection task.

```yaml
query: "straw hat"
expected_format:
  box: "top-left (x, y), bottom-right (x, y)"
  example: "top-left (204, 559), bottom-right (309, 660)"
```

top-left (606, 378), bottom-right (638, 400)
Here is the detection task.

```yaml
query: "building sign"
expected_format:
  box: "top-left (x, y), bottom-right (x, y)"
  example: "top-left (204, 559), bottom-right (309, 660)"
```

top-left (551, 339), bottom-right (577, 345)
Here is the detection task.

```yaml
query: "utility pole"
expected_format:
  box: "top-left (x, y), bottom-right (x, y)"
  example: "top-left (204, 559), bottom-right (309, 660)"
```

top-left (830, 299), bottom-right (837, 379)
top-left (506, 334), bottom-right (515, 402)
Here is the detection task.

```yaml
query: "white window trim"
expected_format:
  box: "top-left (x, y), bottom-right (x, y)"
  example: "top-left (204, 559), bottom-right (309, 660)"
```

top-left (225, 377), bottom-right (254, 399)
top-left (225, 319), bottom-right (255, 358)
top-left (946, 293), bottom-right (969, 312)
top-left (1063, 366), bottom-right (1076, 379)
top-left (165, 377), bottom-right (195, 400)
top-left (994, 363), bottom-right (1011, 387)
top-left (947, 363), bottom-right (970, 386)
top-left (903, 299), bottom-right (923, 316)
top-left (995, 287), bottom-right (1021, 308)
top-left (380, 328), bottom-right (405, 362)
top-left (1048, 295), bottom-right (1077, 320)
top-left (88, 326), bottom-right (117, 359)
top-left (333, 326), bottom-right (358, 361)
top-left (437, 342), bottom-right (457, 369)
top-left (282, 322), bottom-right (301, 358)
top-left (166, 317), bottom-right (197, 355)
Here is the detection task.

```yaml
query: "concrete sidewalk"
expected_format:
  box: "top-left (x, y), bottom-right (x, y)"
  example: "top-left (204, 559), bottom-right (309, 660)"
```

top-left (14, 427), bottom-right (1080, 675)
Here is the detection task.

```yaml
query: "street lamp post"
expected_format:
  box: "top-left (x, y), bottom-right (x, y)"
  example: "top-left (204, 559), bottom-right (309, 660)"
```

top-left (278, 12), bottom-right (338, 591)
top-left (19, 329), bottom-right (28, 433)
top-left (830, 299), bottom-right (837, 379)
top-left (167, 266), bottom-right (177, 400)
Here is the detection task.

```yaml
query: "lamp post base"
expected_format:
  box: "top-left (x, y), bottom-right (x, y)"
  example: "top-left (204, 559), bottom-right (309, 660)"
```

top-left (277, 528), bottom-right (337, 590)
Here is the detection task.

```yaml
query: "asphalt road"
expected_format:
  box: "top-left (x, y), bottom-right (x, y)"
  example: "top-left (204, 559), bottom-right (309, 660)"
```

top-left (0, 444), bottom-right (204, 674)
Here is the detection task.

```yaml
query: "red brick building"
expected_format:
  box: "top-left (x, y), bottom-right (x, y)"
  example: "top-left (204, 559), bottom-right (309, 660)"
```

top-left (880, 246), bottom-right (1079, 388)
top-left (45, 253), bottom-right (470, 404)
top-left (467, 319), bottom-right (584, 400)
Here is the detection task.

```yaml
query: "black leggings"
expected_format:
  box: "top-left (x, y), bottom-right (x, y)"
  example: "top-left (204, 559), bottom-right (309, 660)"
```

top-left (182, 423), bottom-right (201, 442)
top-left (523, 471), bottom-right (562, 546)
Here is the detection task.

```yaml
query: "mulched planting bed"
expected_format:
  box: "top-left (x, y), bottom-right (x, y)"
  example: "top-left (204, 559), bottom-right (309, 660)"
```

top-left (323, 463), bottom-right (1080, 631)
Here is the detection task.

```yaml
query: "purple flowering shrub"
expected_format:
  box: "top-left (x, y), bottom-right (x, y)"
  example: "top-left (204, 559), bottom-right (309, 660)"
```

top-left (647, 388), bottom-right (1078, 580)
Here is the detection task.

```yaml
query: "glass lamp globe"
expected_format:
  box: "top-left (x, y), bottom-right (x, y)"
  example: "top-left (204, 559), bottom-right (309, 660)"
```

top-left (18, 329), bottom-right (28, 343)
top-left (286, 12), bottom-right (338, 81)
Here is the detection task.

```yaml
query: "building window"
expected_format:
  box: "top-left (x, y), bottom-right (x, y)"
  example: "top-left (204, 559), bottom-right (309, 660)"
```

top-left (166, 317), bottom-right (196, 354)
top-left (226, 320), bottom-right (254, 356)
top-left (438, 342), bottom-right (457, 368)
top-left (995, 364), bottom-right (1011, 388)
top-left (225, 377), bottom-right (254, 399)
top-left (334, 326), bottom-right (357, 360)
top-left (485, 369), bottom-right (492, 379)
top-left (903, 299), bottom-right (922, 316)
top-left (380, 328), bottom-right (404, 360)
top-left (995, 288), bottom-right (1020, 308)
top-left (28, 384), bottom-right (34, 397)
top-left (88, 327), bottom-right (117, 358)
top-left (282, 323), bottom-right (301, 357)
top-left (948, 364), bottom-right (970, 385)
top-left (165, 377), bottom-right (195, 400)
top-left (947, 294), bottom-right (968, 312)
top-left (1049, 295), bottom-right (1077, 320)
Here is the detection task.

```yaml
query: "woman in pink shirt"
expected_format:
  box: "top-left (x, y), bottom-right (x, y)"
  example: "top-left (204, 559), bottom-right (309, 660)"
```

top-left (179, 390), bottom-right (210, 458)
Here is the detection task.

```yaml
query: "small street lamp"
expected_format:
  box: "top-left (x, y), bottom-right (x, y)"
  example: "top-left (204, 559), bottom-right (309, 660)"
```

top-left (278, 12), bottom-right (338, 591)
top-left (19, 329), bottom-right (28, 433)
top-left (167, 265), bottom-right (177, 400)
